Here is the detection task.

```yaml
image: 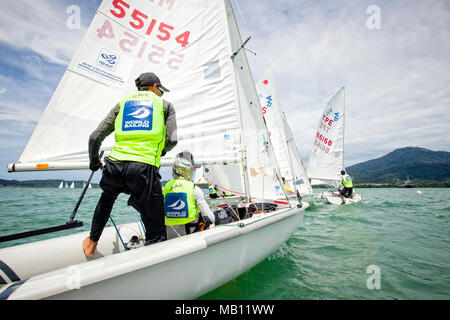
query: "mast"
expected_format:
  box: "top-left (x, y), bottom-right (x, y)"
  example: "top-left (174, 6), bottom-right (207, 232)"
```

top-left (225, 0), bottom-right (252, 202)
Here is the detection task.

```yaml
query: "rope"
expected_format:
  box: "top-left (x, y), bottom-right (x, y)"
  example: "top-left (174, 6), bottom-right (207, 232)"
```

top-left (109, 216), bottom-right (128, 251)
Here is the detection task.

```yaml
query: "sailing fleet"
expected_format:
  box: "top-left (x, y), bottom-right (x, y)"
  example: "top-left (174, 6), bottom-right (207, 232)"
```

top-left (58, 182), bottom-right (92, 189)
top-left (1, 0), bottom-right (362, 300)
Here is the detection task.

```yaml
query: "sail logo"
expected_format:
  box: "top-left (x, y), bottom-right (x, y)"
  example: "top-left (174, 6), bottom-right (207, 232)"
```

top-left (97, 48), bottom-right (119, 71)
top-left (262, 95), bottom-right (272, 115)
top-left (165, 193), bottom-right (189, 218)
top-left (325, 108), bottom-right (341, 122)
top-left (122, 101), bottom-right (153, 131)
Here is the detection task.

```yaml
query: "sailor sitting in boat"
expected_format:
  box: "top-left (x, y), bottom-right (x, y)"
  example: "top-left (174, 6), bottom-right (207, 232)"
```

top-left (339, 170), bottom-right (353, 198)
top-left (208, 184), bottom-right (219, 199)
top-left (164, 152), bottom-right (216, 239)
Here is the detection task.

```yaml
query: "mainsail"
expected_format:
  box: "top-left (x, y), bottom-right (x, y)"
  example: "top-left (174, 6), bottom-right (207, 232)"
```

top-left (256, 63), bottom-right (313, 196)
top-left (8, 0), bottom-right (285, 201)
top-left (307, 87), bottom-right (345, 186)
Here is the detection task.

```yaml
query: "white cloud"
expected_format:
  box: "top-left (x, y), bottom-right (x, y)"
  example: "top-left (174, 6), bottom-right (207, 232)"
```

top-left (0, 0), bottom-right (87, 65)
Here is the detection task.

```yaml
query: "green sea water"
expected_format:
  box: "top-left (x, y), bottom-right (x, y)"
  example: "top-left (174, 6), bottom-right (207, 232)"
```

top-left (0, 187), bottom-right (449, 299)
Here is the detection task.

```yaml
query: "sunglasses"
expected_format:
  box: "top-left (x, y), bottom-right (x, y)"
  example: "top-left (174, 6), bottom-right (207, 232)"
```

top-left (157, 85), bottom-right (165, 95)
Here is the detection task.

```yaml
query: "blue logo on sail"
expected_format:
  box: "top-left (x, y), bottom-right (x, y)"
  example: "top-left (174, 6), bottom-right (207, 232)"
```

top-left (97, 48), bottom-right (120, 71)
top-left (165, 193), bottom-right (188, 218)
top-left (122, 101), bottom-right (153, 131)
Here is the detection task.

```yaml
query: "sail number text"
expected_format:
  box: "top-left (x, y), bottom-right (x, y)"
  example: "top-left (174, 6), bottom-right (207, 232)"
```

top-left (109, 0), bottom-right (190, 48)
top-left (97, 19), bottom-right (184, 70)
top-left (314, 132), bottom-right (333, 153)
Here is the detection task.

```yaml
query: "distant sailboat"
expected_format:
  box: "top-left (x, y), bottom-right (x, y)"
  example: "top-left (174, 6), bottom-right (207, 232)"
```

top-left (69, 182), bottom-right (75, 189)
top-left (307, 87), bottom-right (362, 205)
top-left (83, 182), bottom-right (86, 189)
top-left (88, 183), bottom-right (92, 189)
top-left (58, 182), bottom-right (63, 189)
top-left (396, 177), bottom-right (414, 188)
top-left (64, 182), bottom-right (68, 189)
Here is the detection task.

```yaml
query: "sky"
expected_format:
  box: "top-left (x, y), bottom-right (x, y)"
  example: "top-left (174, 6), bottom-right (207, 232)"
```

top-left (0, 0), bottom-right (449, 182)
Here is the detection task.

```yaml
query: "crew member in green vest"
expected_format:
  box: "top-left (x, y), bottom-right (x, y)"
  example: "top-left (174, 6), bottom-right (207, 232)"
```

top-left (163, 152), bottom-right (216, 238)
top-left (340, 170), bottom-right (353, 199)
top-left (83, 72), bottom-right (178, 257)
top-left (208, 184), bottom-right (218, 199)
top-left (282, 177), bottom-right (296, 195)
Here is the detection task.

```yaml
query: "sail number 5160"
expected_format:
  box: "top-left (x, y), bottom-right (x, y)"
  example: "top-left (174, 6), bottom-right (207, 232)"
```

top-left (109, 0), bottom-right (190, 48)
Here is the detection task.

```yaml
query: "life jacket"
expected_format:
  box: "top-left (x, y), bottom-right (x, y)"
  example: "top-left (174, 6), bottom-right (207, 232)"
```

top-left (109, 91), bottom-right (166, 167)
top-left (208, 184), bottom-right (217, 195)
top-left (163, 178), bottom-right (199, 226)
top-left (342, 174), bottom-right (353, 188)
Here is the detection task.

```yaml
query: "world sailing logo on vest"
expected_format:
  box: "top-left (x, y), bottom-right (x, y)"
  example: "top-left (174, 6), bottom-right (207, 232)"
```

top-left (96, 48), bottom-right (119, 71)
top-left (122, 101), bottom-right (154, 131)
top-left (165, 193), bottom-right (189, 218)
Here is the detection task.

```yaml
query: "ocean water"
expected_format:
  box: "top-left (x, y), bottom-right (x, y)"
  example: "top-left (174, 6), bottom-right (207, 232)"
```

top-left (0, 187), bottom-right (449, 299)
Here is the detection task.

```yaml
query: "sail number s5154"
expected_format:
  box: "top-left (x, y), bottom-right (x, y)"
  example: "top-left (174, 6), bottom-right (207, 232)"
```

top-left (97, 19), bottom-right (184, 70)
top-left (109, 0), bottom-right (191, 48)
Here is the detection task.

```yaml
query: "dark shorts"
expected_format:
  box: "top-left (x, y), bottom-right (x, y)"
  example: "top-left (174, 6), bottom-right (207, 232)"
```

top-left (90, 158), bottom-right (165, 242)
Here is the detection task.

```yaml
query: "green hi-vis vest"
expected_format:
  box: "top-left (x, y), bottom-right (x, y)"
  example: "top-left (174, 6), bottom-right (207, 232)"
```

top-left (208, 185), bottom-right (217, 194)
top-left (163, 179), bottom-right (199, 226)
top-left (109, 91), bottom-right (166, 167)
top-left (342, 174), bottom-right (353, 188)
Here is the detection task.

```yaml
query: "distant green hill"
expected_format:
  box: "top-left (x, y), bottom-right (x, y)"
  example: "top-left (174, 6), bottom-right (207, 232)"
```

top-left (346, 147), bottom-right (450, 185)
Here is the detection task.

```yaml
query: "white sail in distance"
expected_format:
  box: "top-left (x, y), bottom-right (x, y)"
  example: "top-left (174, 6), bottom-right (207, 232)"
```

top-left (307, 87), bottom-right (345, 186)
top-left (8, 0), bottom-right (285, 201)
top-left (256, 63), bottom-right (313, 196)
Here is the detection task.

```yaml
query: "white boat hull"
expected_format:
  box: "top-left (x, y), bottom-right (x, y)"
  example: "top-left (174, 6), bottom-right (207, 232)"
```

top-left (318, 191), bottom-right (362, 205)
top-left (0, 203), bottom-right (308, 300)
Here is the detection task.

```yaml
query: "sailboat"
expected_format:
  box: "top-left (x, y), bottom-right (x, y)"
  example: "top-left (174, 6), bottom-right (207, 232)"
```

top-left (64, 182), bottom-right (69, 189)
top-left (88, 183), bottom-right (92, 189)
top-left (307, 87), bottom-right (362, 205)
top-left (1, 0), bottom-right (308, 300)
top-left (256, 63), bottom-right (313, 202)
top-left (69, 182), bottom-right (75, 189)
top-left (396, 177), bottom-right (414, 188)
top-left (58, 182), bottom-right (63, 189)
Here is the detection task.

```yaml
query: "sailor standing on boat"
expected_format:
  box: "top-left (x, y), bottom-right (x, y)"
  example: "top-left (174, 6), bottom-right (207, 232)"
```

top-left (83, 72), bottom-right (178, 257)
top-left (164, 152), bottom-right (216, 239)
top-left (340, 170), bottom-right (353, 199)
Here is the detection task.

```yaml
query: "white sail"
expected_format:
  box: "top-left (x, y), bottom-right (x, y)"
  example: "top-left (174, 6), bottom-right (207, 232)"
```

top-left (307, 87), bottom-right (345, 186)
top-left (70, 182), bottom-right (75, 189)
top-left (58, 182), bottom-right (63, 189)
top-left (9, 0), bottom-right (244, 172)
top-left (88, 183), bottom-right (92, 189)
top-left (256, 64), bottom-right (313, 196)
top-left (193, 166), bottom-right (207, 185)
top-left (83, 182), bottom-right (86, 189)
top-left (64, 182), bottom-right (69, 189)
